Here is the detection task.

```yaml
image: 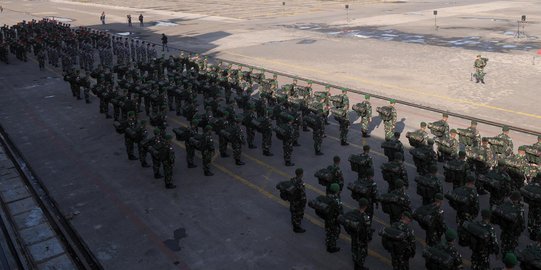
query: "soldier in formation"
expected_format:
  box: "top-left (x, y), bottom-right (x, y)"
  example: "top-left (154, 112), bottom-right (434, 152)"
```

top-left (289, 168), bottom-right (307, 233)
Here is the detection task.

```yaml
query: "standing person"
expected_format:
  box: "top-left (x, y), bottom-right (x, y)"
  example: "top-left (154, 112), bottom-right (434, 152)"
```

top-left (351, 198), bottom-right (372, 270)
top-left (469, 209), bottom-right (499, 270)
top-left (162, 135), bottom-right (176, 189)
top-left (289, 168), bottom-right (307, 233)
top-left (127, 15), bottom-right (132, 27)
top-left (100, 12), bottom-right (106, 25)
top-left (473, 54), bottom-right (488, 84)
top-left (161, 33), bottom-right (169, 52)
top-left (139, 14), bottom-right (144, 27)
top-left (325, 183), bottom-right (343, 253)
top-left (382, 211), bottom-right (416, 270)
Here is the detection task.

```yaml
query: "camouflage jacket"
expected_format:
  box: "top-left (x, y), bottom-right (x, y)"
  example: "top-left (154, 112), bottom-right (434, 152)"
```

top-left (475, 221), bottom-right (499, 255)
top-left (392, 221), bottom-right (416, 257)
top-left (289, 176), bottom-right (306, 202)
top-left (434, 242), bottom-right (463, 269)
top-left (352, 210), bottom-right (372, 244)
top-left (329, 164), bottom-right (344, 187)
top-left (361, 101), bottom-right (372, 119)
top-left (495, 133), bottom-right (514, 156)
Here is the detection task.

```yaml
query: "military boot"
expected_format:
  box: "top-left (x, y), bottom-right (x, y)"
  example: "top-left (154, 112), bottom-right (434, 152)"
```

top-left (362, 132), bottom-right (370, 138)
top-left (204, 170), bottom-right (214, 176)
top-left (285, 161), bottom-right (295, 167)
top-left (293, 226), bottom-right (306, 233)
top-left (187, 163), bottom-right (197, 168)
top-left (165, 183), bottom-right (176, 189)
top-left (235, 159), bottom-right (245, 166)
top-left (141, 161), bottom-right (150, 168)
top-left (480, 79), bottom-right (485, 84)
top-left (326, 247), bottom-right (340, 253)
top-left (263, 151), bottom-right (274, 156)
top-left (248, 144), bottom-right (257, 149)
top-left (315, 151), bottom-right (324, 156)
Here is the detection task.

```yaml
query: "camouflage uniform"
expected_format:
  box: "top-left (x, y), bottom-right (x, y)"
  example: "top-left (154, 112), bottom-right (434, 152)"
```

top-left (359, 100), bottom-right (372, 136)
top-left (455, 185), bottom-right (479, 226)
top-left (425, 203), bottom-right (445, 246)
top-left (151, 134), bottom-right (164, 178)
top-left (162, 139), bottom-right (175, 188)
top-left (473, 56), bottom-right (488, 83)
top-left (427, 242), bottom-right (463, 270)
top-left (202, 128), bottom-right (215, 175)
top-left (338, 117), bottom-right (350, 145)
top-left (327, 164), bottom-right (345, 195)
top-left (325, 194), bottom-right (343, 250)
top-left (495, 132), bottom-right (514, 159)
top-left (260, 115), bottom-right (273, 156)
top-left (390, 220), bottom-right (416, 270)
top-left (470, 221), bottom-right (499, 270)
top-left (383, 106), bottom-right (397, 141)
top-left (500, 200), bottom-right (525, 257)
top-left (289, 175), bottom-right (307, 229)
top-left (243, 109), bottom-right (257, 149)
top-left (312, 113), bottom-right (325, 155)
top-left (529, 200), bottom-right (541, 241)
top-left (283, 123), bottom-right (295, 166)
top-left (231, 121), bottom-right (245, 164)
top-left (124, 116), bottom-right (138, 160)
top-left (351, 209), bottom-right (371, 270)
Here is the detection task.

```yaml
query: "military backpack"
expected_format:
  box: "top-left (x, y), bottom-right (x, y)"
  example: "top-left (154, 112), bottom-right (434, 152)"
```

top-left (413, 203), bottom-right (442, 231)
top-left (427, 120), bottom-right (447, 137)
top-left (415, 176), bottom-right (440, 201)
top-left (443, 159), bottom-right (467, 184)
top-left (352, 102), bottom-right (369, 117)
top-left (339, 210), bottom-right (372, 239)
top-left (521, 183), bottom-right (541, 206)
top-left (376, 106), bottom-right (393, 121)
top-left (457, 128), bottom-right (476, 146)
top-left (308, 195), bottom-right (335, 219)
top-left (405, 130), bottom-right (426, 148)
top-left (422, 245), bottom-right (455, 270)
top-left (380, 226), bottom-right (408, 254)
top-left (347, 179), bottom-right (375, 201)
top-left (275, 181), bottom-right (296, 201)
top-left (492, 201), bottom-right (522, 231)
top-left (381, 162), bottom-right (402, 184)
top-left (348, 154), bottom-right (372, 173)
top-left (459, 221), bottom-right (492, 249)
top-left (445, 186), bottom-right (473, 212)
top-left (315, 168), bottom-right (334, 186)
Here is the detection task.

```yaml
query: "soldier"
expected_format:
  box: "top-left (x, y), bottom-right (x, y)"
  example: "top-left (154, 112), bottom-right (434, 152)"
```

top-left (387, 180), bottom-right (411, 224)
top-left (496, 253), bottom-right (518, 270)
top-left (382, 99), bottom-right (397, 141)
top-left (389, 211), bottom-right (416, 270)
top-left (151, 130), bottom-right (165, 179)
top-left (382, 153), bottom-right (409, 192)
top-left (437, 129), bottom-right (459, 161)
top-left (411, 139), bottom-right (438, 175)
top-left (407, 122), bottom-right (430, 148)
top-left (431, 113), bottom-right (450, 142)
top-left (135, 120), bottom-right (150, 168)
top-left (427, 193), bottom-right (446, 246)
top-left (471, 137), bottom-right (496, 194)
top-left (243, 104), bottom-right (257, 149)
top-left (359, 95), bottom-right (372, 138)
top-left (358, 145), bottom-right (374, 179)
top-left (185, 120), bottom-right (199, 169)
top-left (383, 131), bottom-right (405, 162)
top-left (289, 168), bottom-right (307, 233)
top-left (425, 228), bottom-right (463, 270)
top-left (261, 109), bottom-right (273, 156)
top-left (338, 113), bottom-right (350, 146)
top-left (283, 116), bottom-right (295, 166)
top-left (351, 198), bottom-right (372, 270)
top-left (231, 117), bottom-right (246, 166)
top-left (325, 183), bottom-right (343, 253)
top-left (470, 209), bottom-right (499, 270)
top-left (359, 170), bottom-right (379, 221)
top-left (453, 174), bottom-right (479, 226)
top-left (328, 156), bottom-right (345, 195)
top-left (499, 191), bottom-right (526, 257)
top-left (162, 135), bottom-right (176, 189)
top-left (465, 120), bottom-right (482, 147)
top-left (418, 166), bottom-right (443, 205)
top-left (202, 125), bottom-right (215, 176)
top-left (534, 135), bottom-right (541, 149)
top-left (444, 150), bottom-right (469, 189)
top-left (496, 126), bottom-right (514, 159)
top-left (124, 111), bottom-right (139, 160)
top-left (312, 109), bottom-right (325, 156)
top-left (139, 13), bottom-right (144, 27)
top-left (473, 54), bottom-right (488, 84)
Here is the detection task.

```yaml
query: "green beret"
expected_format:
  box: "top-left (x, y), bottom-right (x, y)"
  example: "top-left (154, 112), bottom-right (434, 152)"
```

top-left (307, 80), bottom-right (312, 84)
top-left (459, 151), bottom-right (466, 157)
top-left (442, 113), bottom-right (449, 118)
top-left (223, 111), bottom-right (230, 116)
top-left (481, 209), bottom-right (491, 219)
top-left (153, 128), bottom-right (161, 135)
top-left (471, 120), bottom-right (477, 126)
top-left (364, 95), bottom-right (370, 100)
top-left (389, 99), bottom-right (396, 104)
top-left (511, 190), bottom-right (522, 201)
top-left (341, 88), bottom-right (347, 92)
top-left (427, 139), bottom-right (434, 145)
top-left (445, 228), bottom-right (457, 241)
top-left (402, 211), bottom-right (412, 219)
top-left (140, 120), bottom-right (146, 125)
top-left (295, 168), bottom-right (303, 176)
top-left (358, 198), bottom-right (369, 207)
top-left (518, 145), bottom-right (526, 151)
top-left (287, 115), bottom-right (294, 122)
top-left (450, 129), bottom-right (457, 134)
top-left (420, 122), bottom-right (427, 127)
top-left (466, 173), bottom-right (476, 183)
top-left (333, 156), bottom-right (341, 162)
top-left (502, 125), bottom-right (510, 131)
top-left (325, 85), bottom-right (330, 89)
top-left (205, 125), bottom-right (213, 131)
top-left (538, 135), bottom-right (541, 140)
top-left (127, 111), bottom-right (135, 117)
top-left (363, 145), bottom-right (370, 151)
top-left (503, 253), bottom-right (518, 267)
top-left (435, 193), bottom-right (444, 201)
top-left (164, 134), bottom-right (172, 140)
top-left (329, 183), bottom-right (340, 193)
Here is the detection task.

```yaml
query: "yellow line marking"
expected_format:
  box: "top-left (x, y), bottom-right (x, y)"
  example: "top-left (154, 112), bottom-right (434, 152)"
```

top-left (170, 136), bottom-right (392, 266)
top-left (223, 51), bottom-right (541, 120)
top-left (169, 118), bottom-right (427, 246)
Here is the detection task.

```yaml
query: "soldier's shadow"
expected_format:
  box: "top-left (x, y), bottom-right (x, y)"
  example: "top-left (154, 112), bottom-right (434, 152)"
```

top-left (395, 118), bottom-right (407, 133)
top-left (367, 116), bottom-right (381, 133)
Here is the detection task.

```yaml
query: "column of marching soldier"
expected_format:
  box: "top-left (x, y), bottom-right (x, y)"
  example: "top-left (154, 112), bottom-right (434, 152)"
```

top-left (2, 19), bottom-right (541, 270)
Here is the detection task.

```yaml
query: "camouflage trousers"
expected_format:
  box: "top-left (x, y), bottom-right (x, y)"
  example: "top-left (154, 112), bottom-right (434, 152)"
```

top-left (262, 131), bottom-right (272, 154)
top-left (391, 252), bottom-right (411, 270)
top-left (528, 206), bottom-right (541, 240)
top-left (313, 132), bottom-right (323, 153)
top-left (202, 150), bottom-right (214, 173)
top-left (293, 124), bottom-right (300, 144)
top-left (219, 136), bottom-right (228, 155)
top-left (163, 162), bottom-right (173, 185)
top-left (471, 250), bottom-right (490, 270)
top-left (474, 69), bottom-right (485, 80)
top-left (83, 88), bottom-right (90, 102)
top-left (139, 143), bottom-right (148, 166)
top-left (339, 119), bottom-right (350, 143)
top-left (232, 142), bottom-right (242, 161)
top-left (360, 117), bottom-right (370, 133)
top-left (383, 121), bottom-right (395, 141)
top-left (152, 156), bottom-right (162, 176)
top-left (324, 220), bottom-right (340, 249)
top-left (290, 201), bottom-right (305, 227)
top-left (352, 242), bottom-right (368, 268)
top-left (500, 230), bottom-right (519, 257)
top-left (125, 137), bottom-right (135, 158)
top-left (426, 228), bottom-right (443, 246)
top-left (283, 141), bottom-right (293, 163)
top-left (246, 128), bottom-right (256, 147)
top-left (186, 144), bottom-right (195, 166)
top-left (113, 105), bottom-right (121, 121)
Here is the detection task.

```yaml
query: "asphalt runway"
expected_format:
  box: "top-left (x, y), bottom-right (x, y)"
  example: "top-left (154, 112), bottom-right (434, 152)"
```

top-left (0, 54), bottom-right (538, 269)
